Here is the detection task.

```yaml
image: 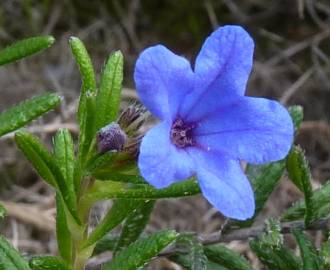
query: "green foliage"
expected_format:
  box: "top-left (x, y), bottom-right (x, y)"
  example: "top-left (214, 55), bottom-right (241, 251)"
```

top-left (288, 105), bottom-right (304, 132)
top-left (95, 50), bottom-right (124, 129)
top-left (55, 193), bottom-right (73, 264)
top-left (114, 200), bottom-right (155, 253)
top-left (83, 199), bottom-right (141, 248)
top-left (0, 36), bottom-right (54, 66)
top-left (0, 235), bottom-right (30, 270)
top-left (286, 146), bottom-right (313, 225)
top-left (29, 256), bottom-right (69, 270)
top-left (0, 92), bottom-right (60, 137)
top-left (292, 229), bottom-right (324, 270)
top-left (250, 220), bottom-right (302, 270)
top-left (246, 160), bottom-right (286, 221)
top-left (282, 180), bottom-right (330, 221)
top-left (102, 230), bottom-right (178, 270)
top-left (15, 130), bottom-right (78, 221)
top-left (69, 36), bottom-right (97, 165)
top-left (82, 179), bottom-right (200, 205)
top-left (204, 245), bottom-right (253, 270)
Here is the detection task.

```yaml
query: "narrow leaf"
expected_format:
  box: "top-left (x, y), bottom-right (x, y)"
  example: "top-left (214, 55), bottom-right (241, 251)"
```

top-left (83, 199), bottom-right (141, 248)
top-left (69, 36), bottom-right (96, 123)
top-left (176, 233), bottom-right (207, 270)
top-left (286, 146), bottom-right (313, 225)
top-left (0, 92), bottom-right (60, 137)
top-left (288, 105), bottom-right (304, 132)
top-left (282, 181), bottom-right (330, 221)
top-left (205, 245), bottom-right (253, 270)
top-left (292, 229), bottom-right (324, 270)
top-left (170, 254), bottom-right (228, 270)
top-left (95, 51), bottom-right (124, 129)
top-left (250, 239), bottom-right (301, 270)
top-left (102, 230), bottom-right (178, 270)
top-left (0, 235), bottom-right (30, 270)
top-left (53, 129), bottom-right (76, 207)
top-left (15, 131), bottom-right (78, 221)
top-left (29, 256), bottom-right (69, 270)
top-left (92, 235), bottom-right (119, 255)
top-left (55, 193), bottom-right (73, 264)
top-left (0, 36), bottom-right (54, 66)
top-left (114, 200), bottom-right (155, 253)
top-left (82, 179), bottom-right (200, 207)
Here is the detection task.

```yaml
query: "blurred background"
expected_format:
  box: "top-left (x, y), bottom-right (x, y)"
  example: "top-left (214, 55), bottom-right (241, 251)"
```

top-left (0, 0), bottom-right (330, 269)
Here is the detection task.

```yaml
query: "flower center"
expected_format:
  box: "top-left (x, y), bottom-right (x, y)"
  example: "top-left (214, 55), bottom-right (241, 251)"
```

top-left (170, 118), bottom-right (195, 148)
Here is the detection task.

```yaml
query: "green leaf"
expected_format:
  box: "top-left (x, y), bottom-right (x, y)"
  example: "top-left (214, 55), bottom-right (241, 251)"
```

top-left (321, 237), bottom-right (330, 268)
top-left (239, 160), bottom-right (286, 226)
top-left (82, 179), bottom-right (200, 207)
top-left (114, 200), bottom-right (155, 253)
top-left (250, 239), bottom-right (301, 270)
top-left (0, 36), bottom-right (54, 66)
top-left (83, 199), bottom-right (141, 248)
top-left (0, 235), bottom-right (30, 270)
top-left (282, 181), bottom-right (330, 221)
top-left (102, 230), bottom-right (178, 270)
top-left (77, 91), bottom-right (97, 166)
top-left (94, 172), bottom-right (146, 184)
top-left (249, 219), bottom-right (301, 270)
top-left (92, 235), bottom-right (119, 255)
top-left (29, 256), bottom-right (69, 270)
top-left (205, 245), bottom-right (253, 270)
top-left (170, 254), bottom-right (228, 270)
top-left (288, 105), bottom-right (304, 131)
top-left (15, 131), bottom-right (78, 221)
top-left (95, 51), bottom-right (124, 130)
top-left (286, 146), bottom-right (313, 225)
top-left (55, 193), bottom-right (73, 264)
top-left (68, 36), bottom-right (96, 108)
top-left (69, 37), bottom-right (97, 166)
top-left (176, 233), bottom-right (207, 270)
top-left (292, 229), bottom-right (324, 270)
top-left (0, 92), bottom-right (60, 137)
top-left (0, 203), bottom-right (6, 219)
top-left (53, 129), bottom-right (76, 204)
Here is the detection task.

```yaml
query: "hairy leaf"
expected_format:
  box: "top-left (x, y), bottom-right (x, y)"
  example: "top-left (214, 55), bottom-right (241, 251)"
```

top-left (55, 193), bottom-right (72, 264)
top-left (114, 200), bottom-right (155, 253)
top-left (0, 235), bottom-right (30, 270)
top-left (205, 245), bottom-right (253, 270)
top-left (83, 199), bottom-right (141, 248)
top-left (15, 131), bottom-right (78, 221)
top-left (0, 36), bottom-right (54, 66)
top-left (286, 146), bottom-right (313, 225)
top-left (102, 230), bottom-right (178, 270)
top-left (0, 92), bottom-right (60, 137)
top-left (95, 51), bottom-right (124, 129)
top-left (29, 256), bottom-right (69, 270)
top-left (292, 229), bottom-right (324, 270)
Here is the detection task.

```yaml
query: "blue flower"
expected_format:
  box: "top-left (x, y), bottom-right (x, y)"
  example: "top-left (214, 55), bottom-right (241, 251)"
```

top-left (134, 25), bottom-right (294, 220)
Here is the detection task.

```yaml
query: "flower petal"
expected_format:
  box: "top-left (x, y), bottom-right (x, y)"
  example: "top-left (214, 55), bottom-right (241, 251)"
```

top-left (189, 149), bottom-right (255, 220)
top-left (134, 45), bottom-right (194, 120)
top-left (194, 96), bottom-right (294, 164)
top-left (180, 25), bottom-right (254, 121)
top-left (138, 121), bottom-right (195, 188)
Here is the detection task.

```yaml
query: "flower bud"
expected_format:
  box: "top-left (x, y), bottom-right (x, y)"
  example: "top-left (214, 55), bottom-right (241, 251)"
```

top-left (97, 123), bottom-right (127, 153)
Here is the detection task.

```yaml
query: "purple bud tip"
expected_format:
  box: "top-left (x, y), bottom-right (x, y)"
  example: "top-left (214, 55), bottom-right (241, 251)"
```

top-left (97, 123), bottom-right (127, 153)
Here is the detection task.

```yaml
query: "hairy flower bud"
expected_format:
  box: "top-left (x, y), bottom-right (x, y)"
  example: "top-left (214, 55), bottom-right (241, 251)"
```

top-left (97, 123), bottom-right (127, 153)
